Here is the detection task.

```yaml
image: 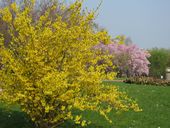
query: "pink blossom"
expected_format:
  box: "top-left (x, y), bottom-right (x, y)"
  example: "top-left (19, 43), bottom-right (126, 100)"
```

top-left (96, 42), bottom-right (150, 76)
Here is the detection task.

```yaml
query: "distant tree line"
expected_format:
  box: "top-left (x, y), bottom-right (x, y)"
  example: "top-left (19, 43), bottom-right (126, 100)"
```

top-left (148, 48), bottom-right (170, 78)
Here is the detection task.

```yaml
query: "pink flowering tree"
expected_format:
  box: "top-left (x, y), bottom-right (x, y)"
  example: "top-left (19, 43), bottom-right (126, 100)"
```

top-left (95, 43), bottom-right (150, 77)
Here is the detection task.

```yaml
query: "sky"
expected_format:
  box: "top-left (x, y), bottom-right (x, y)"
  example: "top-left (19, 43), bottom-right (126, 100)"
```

top-left (79, 0), bottom-right (170, 49)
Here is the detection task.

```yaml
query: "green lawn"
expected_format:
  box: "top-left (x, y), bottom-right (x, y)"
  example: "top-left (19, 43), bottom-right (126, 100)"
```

top-left (1, 82), bottom-right (170, 128)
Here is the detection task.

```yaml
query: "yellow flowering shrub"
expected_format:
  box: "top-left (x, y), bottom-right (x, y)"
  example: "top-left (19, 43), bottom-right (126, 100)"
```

top-left (0, 1), bottom-right (141, 127)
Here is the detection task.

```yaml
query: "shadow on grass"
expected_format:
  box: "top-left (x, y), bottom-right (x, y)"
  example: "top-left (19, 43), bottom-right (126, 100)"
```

top-left (0, 108), bottom-right (34, 128)
top-left (0, 107), bottom-right (106, 128)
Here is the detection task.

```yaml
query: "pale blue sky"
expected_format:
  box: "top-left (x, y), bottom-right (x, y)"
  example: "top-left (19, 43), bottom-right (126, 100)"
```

top-left (71, 0), bottom-right (170, 49)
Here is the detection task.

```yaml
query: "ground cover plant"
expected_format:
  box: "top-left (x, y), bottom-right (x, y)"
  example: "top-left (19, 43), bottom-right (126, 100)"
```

top-left (0, 0), bottom-right (140, 127)
top-left (124, 76), bottom-right (170, 86)
top-left (1, 82), bottom-right (170, 128)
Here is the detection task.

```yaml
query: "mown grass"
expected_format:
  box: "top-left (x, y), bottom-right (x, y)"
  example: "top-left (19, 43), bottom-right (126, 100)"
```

top-left (0, 82), bottom-right (170, 128)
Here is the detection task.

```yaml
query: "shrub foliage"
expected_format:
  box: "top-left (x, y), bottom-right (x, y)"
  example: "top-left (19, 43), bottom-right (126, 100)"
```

top-left (0, 1), bottom-right (140, 127)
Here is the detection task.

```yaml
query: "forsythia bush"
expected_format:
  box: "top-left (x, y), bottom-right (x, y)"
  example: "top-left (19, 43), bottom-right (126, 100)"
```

top-left (0, 1), bottom-right (140, 127)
